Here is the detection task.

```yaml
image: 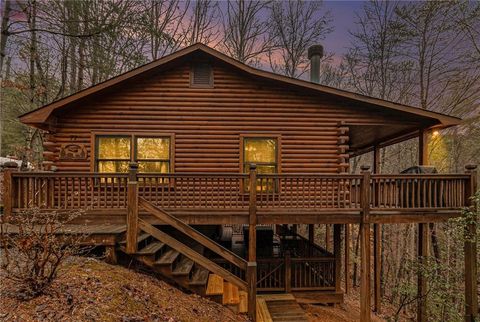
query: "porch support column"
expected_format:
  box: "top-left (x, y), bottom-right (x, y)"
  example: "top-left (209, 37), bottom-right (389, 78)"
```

top-left (247, 164), bottom-right (257, 321)
top-left (464, 165), bottom-right (478, 322)
top-left (334, 224), bottom-right (342, 296)
top-left (325, 224), bottom-right (331, 251)
top-left (344, 223), bottom-right (351, 294)
top-left (308, 224), bottom-right (315, 244)
top-left (373, 146), bottom-right (382, 313)
top-left (417, 130), bottom-right (429, 322)
top-left (126, 162), bottom-right (139, 254)
top-left (360, 165), bottom-right (372, 322)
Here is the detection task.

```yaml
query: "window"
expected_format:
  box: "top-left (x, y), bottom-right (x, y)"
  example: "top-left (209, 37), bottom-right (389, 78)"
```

top-left (95, 134), bottom-right (172, 173)
top-left (242, 136), bottom-right (279, 191)
top-left (190, 63), bottom-right (213, 87)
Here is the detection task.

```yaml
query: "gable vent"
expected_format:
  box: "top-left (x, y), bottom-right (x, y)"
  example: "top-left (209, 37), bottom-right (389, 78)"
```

top-left (191, 63), bottom-right (213, 87)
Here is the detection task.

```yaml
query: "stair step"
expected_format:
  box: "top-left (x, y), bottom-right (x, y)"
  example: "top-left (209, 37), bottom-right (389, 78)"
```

top-left (189, 266), bottom-right (209, 286)
top-left (172, 257), bottom-right (194, 276)
top-left (155, 249), bottom-right (180, 266)
top-left (119, 233), bottom-right (150, 245)
top-left (238, 291), bottom-right (248, 313)
top-left (222, 282), bottom-right (240, 305)
top-left (206, 274), bottom-right (224, 296)
top-left (137, 241), bottom-right (165, 255)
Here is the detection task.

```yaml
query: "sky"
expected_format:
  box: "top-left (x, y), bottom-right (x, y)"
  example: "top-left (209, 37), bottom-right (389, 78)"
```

top-left (323, 1), bottom-right (365, 56)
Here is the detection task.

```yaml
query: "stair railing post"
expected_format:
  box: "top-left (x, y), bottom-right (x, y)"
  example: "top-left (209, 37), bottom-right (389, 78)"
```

top-left (126, 162), bottom-right (139, 254)
top-left (464, 164), bottom-right (478, 322)
top-left (247, 164), bottom-right (257, 321)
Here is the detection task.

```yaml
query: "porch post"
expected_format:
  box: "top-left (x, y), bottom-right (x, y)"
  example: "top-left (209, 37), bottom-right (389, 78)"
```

top-left (417, 130), bottom-right (429, 322)
top-left (333, 224), bottom-right (342, 295)
top-left (247, 164), bottom-right (257, 321)
top-left (308, 224), bottom-right (315, 244)
top-left (126, 162), bottom-right (139, 254)
top-left (344, 223), bottom-right (352, 294)
top-left (373, 146), bottom-right (382, 313)
top-left (360, 165), bottom-right (372, 322)
top-left (464, 165), bottom-right (478, 322)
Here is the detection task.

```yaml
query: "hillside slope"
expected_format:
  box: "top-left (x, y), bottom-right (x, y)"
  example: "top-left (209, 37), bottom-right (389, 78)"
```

top-left (0, 257), bottom-right (248, 322)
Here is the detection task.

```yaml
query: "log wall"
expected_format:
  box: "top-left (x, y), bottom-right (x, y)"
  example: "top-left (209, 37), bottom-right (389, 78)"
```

top-left (43, 61), bottom-right (409, 173)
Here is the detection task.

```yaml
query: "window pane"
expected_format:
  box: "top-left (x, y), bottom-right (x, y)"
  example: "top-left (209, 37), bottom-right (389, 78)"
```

top-left (137, 137), bottom-right (170, 159)
top-left (138, 161), bottom-right (169, 173)
top-left (98, 137), bottom-right (131, 159)
top-left (98, 161), bottom-right (129, 173)
top-left (244, 139), bottom-right (276, 163)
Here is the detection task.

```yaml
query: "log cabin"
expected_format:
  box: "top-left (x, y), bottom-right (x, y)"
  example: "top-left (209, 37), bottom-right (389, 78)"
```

top-left (2, 43), bottom-right (478, 322)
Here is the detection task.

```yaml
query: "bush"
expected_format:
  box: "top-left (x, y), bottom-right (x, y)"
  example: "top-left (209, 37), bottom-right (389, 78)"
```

top-left (0, 208), bottom-right (87, 299)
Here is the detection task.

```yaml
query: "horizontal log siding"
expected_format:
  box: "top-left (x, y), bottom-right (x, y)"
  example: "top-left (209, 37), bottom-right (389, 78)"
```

top-left (45, 63), bottom-right (405, 173)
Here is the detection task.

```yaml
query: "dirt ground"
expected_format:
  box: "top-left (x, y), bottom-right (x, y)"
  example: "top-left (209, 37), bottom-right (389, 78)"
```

top-left (0, 257), bottom-right (247, 322)
top-left (303, 298), bottom-right (386, 322)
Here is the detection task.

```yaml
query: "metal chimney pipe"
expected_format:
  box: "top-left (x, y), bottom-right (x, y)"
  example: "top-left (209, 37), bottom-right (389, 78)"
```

top-left (308, 45), bottom-right (324, 84)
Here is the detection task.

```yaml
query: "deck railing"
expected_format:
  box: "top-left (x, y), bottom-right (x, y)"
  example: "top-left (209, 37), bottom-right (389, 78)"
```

top-left (2, 167), bottom-right (474, 216)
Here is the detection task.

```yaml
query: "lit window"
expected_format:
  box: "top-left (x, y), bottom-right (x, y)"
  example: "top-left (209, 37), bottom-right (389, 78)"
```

top-left (243, 137), bottom-right (278, 191)
top-left (95, 135), bottom-right (171, 173)
top-left (136, 137), bottom-right (170, 173)
top-left (96, 136), bottom-right (131, 173)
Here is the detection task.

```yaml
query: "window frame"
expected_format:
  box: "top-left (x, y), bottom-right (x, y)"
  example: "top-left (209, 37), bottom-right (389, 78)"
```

top-left (240, 134), bottom-right (281, 193)
top-left (91, 131), bottom-right (175, 173)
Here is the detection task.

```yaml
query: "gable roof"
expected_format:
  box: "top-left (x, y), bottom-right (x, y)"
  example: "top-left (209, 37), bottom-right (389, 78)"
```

top-left (19, 43), bottom-right (461, 129)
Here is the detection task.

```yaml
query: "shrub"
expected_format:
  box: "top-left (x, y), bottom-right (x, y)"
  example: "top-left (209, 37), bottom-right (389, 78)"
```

top-left (0, 208), bottom-right (87, 299)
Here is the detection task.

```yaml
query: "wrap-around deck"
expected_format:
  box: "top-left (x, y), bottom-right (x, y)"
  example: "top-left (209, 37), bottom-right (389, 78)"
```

top-left (3, 168), bottom-right (470, 224)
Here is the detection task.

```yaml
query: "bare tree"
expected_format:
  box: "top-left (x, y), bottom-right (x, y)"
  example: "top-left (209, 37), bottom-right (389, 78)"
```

top-left (138, 0), bottom-right (189, 60)
top-left (343, 0), bottom-right (415, 104)
top-left (267, 0), bottom-right (332, 78)
top-left (184, 0), bottom-right (220, 46)
top-left (221, 0), bottom-right (271, 65)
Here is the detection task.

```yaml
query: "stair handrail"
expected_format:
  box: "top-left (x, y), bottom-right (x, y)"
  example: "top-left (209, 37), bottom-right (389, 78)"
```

top-left (138, 197), bottom-right (247, 270)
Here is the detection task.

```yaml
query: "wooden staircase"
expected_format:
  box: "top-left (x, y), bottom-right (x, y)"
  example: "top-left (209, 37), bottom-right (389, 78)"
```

top-left (117, 197), bottom-right (251, 316)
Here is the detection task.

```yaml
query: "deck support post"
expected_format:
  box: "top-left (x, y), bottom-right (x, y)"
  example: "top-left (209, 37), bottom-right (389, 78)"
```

top-left (2, 162), bottom-right (17, 220)
top-left (126, 162), bottom-right (139, 254)
top-left (334, 224), bottom-right (342, 296)
top-left (344, 223), bottom-right (351, 294)
top-left (464, 165), bottom-right (478, 322)
top-left (308, 224), bottom-right (315, 244)
top-left (417, 223), bottom-right (429, 322)
top-left (325, 224), bottom-right (331, 251)
top-left (285, 250), bottom-right (292, 293)
top-left (247, 164), bottom-right (257, 321)
top-left (373, 145), bottom-right (381, 313)
top-left (417, 129), bottom-right (429, 322)
top-left (360, 165), bottom-right (372, 322)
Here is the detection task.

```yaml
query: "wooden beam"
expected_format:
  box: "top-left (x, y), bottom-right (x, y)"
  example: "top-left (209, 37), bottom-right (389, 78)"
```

top-left (344, 223), bottom-right (351, 294)
top-left (360, 166), bottom-right (372, 322)
top-left (334, 224), bottom-right (342, 295)
top-left (325, 224), bottom-right (331, 251)
top-left (464, 165), bottom-right (478, 322)
top-left (360, 222), bottom-right (371, 322)
top-left (418, 129), bottom-right (429, 166)
top-left (308, 224), bottom-right (315, 244)
top-left (248, 164), bottom-right (257, 321)
top-left (126, 163), bottom-right (139, 254)
top-left (373, 224), bottom-right (382, 313)
top-left (417, 223), bottom-right (429, 322)
top-left (372, 145), bottom-right (382, 312)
